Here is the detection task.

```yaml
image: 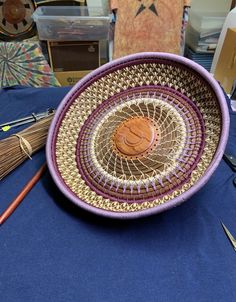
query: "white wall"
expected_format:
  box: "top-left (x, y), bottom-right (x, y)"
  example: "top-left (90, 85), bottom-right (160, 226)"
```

top-left (190, 0), bottom-right (232, 13)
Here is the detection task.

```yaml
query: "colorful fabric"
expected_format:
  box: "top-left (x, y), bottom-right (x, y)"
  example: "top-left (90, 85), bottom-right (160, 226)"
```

top-left (0, 42), bottom-right (60, 88)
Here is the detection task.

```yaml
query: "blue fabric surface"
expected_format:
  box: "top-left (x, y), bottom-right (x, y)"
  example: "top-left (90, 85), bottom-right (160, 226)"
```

top-left (0, 86), bottom-right (236, 302)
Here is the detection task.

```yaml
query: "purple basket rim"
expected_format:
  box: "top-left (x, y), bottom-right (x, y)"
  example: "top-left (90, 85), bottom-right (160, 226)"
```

top-left (46, 52), bottom-right (230, 219)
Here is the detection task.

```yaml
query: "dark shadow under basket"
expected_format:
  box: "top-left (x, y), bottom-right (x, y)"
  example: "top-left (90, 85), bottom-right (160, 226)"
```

top-left (46, 52), bottom-right (230, 219)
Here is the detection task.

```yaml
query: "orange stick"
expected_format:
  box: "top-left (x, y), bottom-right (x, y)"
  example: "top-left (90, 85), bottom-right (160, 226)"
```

top-left (0, 163), bottom-right (47, 225)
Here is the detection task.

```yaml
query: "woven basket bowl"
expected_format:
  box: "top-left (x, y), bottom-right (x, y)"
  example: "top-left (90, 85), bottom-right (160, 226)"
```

top-left (46, 53), bottom-right (229, 219)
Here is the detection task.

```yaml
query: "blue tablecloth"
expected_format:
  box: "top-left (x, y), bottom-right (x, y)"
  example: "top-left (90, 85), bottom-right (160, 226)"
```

top-left (0, 86), bottom-right (236, 302)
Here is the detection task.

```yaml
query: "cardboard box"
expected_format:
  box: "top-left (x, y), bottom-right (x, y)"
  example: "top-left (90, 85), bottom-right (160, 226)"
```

top-left (48, 41), bottom-right (100, 86)
top-left (214, 28), bottom-right (236, 93)
top-left (48, 41), bottom-right (100, 71)
top-left (54, 70), bottom-right (92, 86)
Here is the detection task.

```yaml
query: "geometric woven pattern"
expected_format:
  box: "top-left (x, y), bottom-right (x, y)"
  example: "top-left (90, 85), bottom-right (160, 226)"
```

top-left (77, 90), bottom-right (203, 203)
top-left (47, 53), bottom-right (229, 218)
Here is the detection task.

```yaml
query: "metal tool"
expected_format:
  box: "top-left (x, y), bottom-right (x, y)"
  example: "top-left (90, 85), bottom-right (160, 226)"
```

top-left (221, 222), bottom-right (236, 252)
top-left (0, 108), bottom-right (54, 132)
top-left (223, 153), bottom-right (236, 172)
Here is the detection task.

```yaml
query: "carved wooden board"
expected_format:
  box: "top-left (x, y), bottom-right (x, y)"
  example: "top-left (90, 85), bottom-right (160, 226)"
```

top-left (110, 0), bottom-right (191, 59)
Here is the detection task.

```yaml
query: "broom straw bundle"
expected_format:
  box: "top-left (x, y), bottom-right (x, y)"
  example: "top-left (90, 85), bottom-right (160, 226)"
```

top-left (0, 113), bottom-right (54, 180)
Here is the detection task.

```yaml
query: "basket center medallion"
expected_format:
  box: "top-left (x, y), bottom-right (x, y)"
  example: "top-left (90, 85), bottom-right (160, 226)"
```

top-left (113, 117), bottom-right (159, 159)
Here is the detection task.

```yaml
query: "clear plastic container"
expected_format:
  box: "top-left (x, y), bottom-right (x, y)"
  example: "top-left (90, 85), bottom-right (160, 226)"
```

top-left (186, 11), bottom-right (227, 52)
top-left (189, 11), bottom-right (226, 34)
top-left (32, 6), bottom-right (111, 41)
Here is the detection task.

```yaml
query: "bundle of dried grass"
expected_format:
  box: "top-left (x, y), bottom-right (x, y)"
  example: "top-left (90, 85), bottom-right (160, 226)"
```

top-left (0, 113), bottom-right (54, 180)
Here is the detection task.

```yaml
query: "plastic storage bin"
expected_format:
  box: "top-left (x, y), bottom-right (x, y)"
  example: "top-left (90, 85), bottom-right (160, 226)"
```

top-left (188, 11), bottom-right (226, 34)
top-left (186, 11), bottom-right (227, 52)
top-left (211, 7), bottom-right (236, 73)
top-left (32, 6), bottom-right (111, 41)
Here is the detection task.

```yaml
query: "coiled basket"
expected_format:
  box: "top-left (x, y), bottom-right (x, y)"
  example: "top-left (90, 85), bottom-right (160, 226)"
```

top-left (46, 53), bottom-right (230, 219)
